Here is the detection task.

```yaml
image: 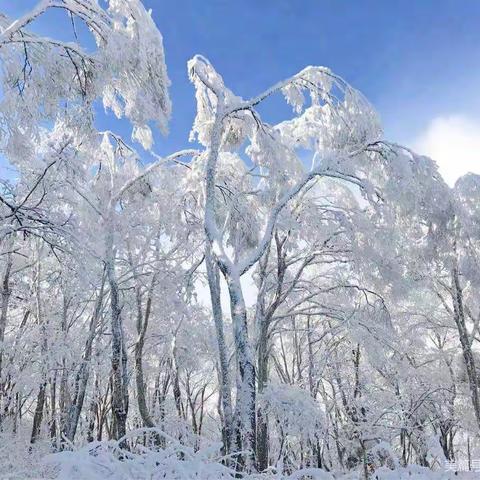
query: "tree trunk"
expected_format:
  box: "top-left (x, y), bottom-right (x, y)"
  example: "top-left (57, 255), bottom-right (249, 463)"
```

top-left (31, 249), bottom-right (47, 444)
top-left (134, 277), bottom-right (156, 429)
top-left (0, 247), bottom-right (12, 382)
top-left (64, 273), bottom-right (105, 443)
top-left (50, 375), bottom-right (58, 446)
top-left (451, 266), bottom-right (480, 431)
top-left (256, 314), bottom-right (269, 471)
top-left (206, 246), bottom-right (234, 454)
top-left (0, 246), bottom-right (13, 427)
top-left (255, 236), bottom-right (287, 471)
top-left (31, 382), bottom-right (47, 444)
top-left (59, 292), bottom-right (69, 441)
top-left (225, 272), bottom-right (256, 468)
top-left (106, 231), bottom-right (128, 441)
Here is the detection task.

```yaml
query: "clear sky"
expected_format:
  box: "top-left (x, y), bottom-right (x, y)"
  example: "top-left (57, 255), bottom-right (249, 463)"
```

top-left (3, 1), bottom-right (480, 185)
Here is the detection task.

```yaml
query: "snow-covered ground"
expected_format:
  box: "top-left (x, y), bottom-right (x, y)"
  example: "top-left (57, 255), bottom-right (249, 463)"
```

top-left (0, 431), bottom-right (475, 480)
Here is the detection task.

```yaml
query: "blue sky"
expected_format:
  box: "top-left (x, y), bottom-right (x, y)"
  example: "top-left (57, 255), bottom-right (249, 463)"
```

top-left (3, 1), bottom-right (480, 184)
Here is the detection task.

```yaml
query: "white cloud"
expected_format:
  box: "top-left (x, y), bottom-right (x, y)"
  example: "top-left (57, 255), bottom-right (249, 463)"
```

top-left (412, 114), bottom-right (480, 186)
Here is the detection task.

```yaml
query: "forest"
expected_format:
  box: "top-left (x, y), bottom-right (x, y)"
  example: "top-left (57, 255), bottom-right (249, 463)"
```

top-left (0, 1), bottom-right (478, 479)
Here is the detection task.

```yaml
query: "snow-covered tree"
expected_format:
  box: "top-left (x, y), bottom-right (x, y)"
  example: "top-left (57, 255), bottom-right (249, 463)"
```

top-left (0, 2), bottom-right (478, 480)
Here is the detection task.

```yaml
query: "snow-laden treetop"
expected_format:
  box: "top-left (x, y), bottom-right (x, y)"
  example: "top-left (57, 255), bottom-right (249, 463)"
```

top-left (0, 0), bottom-right (171, 153)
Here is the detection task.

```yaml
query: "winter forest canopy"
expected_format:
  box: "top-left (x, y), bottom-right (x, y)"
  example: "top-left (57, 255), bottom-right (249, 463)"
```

top-left (0, 1), bottom-right (479, 479)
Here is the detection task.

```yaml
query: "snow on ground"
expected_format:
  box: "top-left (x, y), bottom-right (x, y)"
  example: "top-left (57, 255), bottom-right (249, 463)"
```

top-left (0, 430), bottom-right (475, 480)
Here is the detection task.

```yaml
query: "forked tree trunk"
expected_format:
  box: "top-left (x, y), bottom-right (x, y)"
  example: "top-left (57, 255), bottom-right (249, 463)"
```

top-left (206, 246), bottom-right (234, 454)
